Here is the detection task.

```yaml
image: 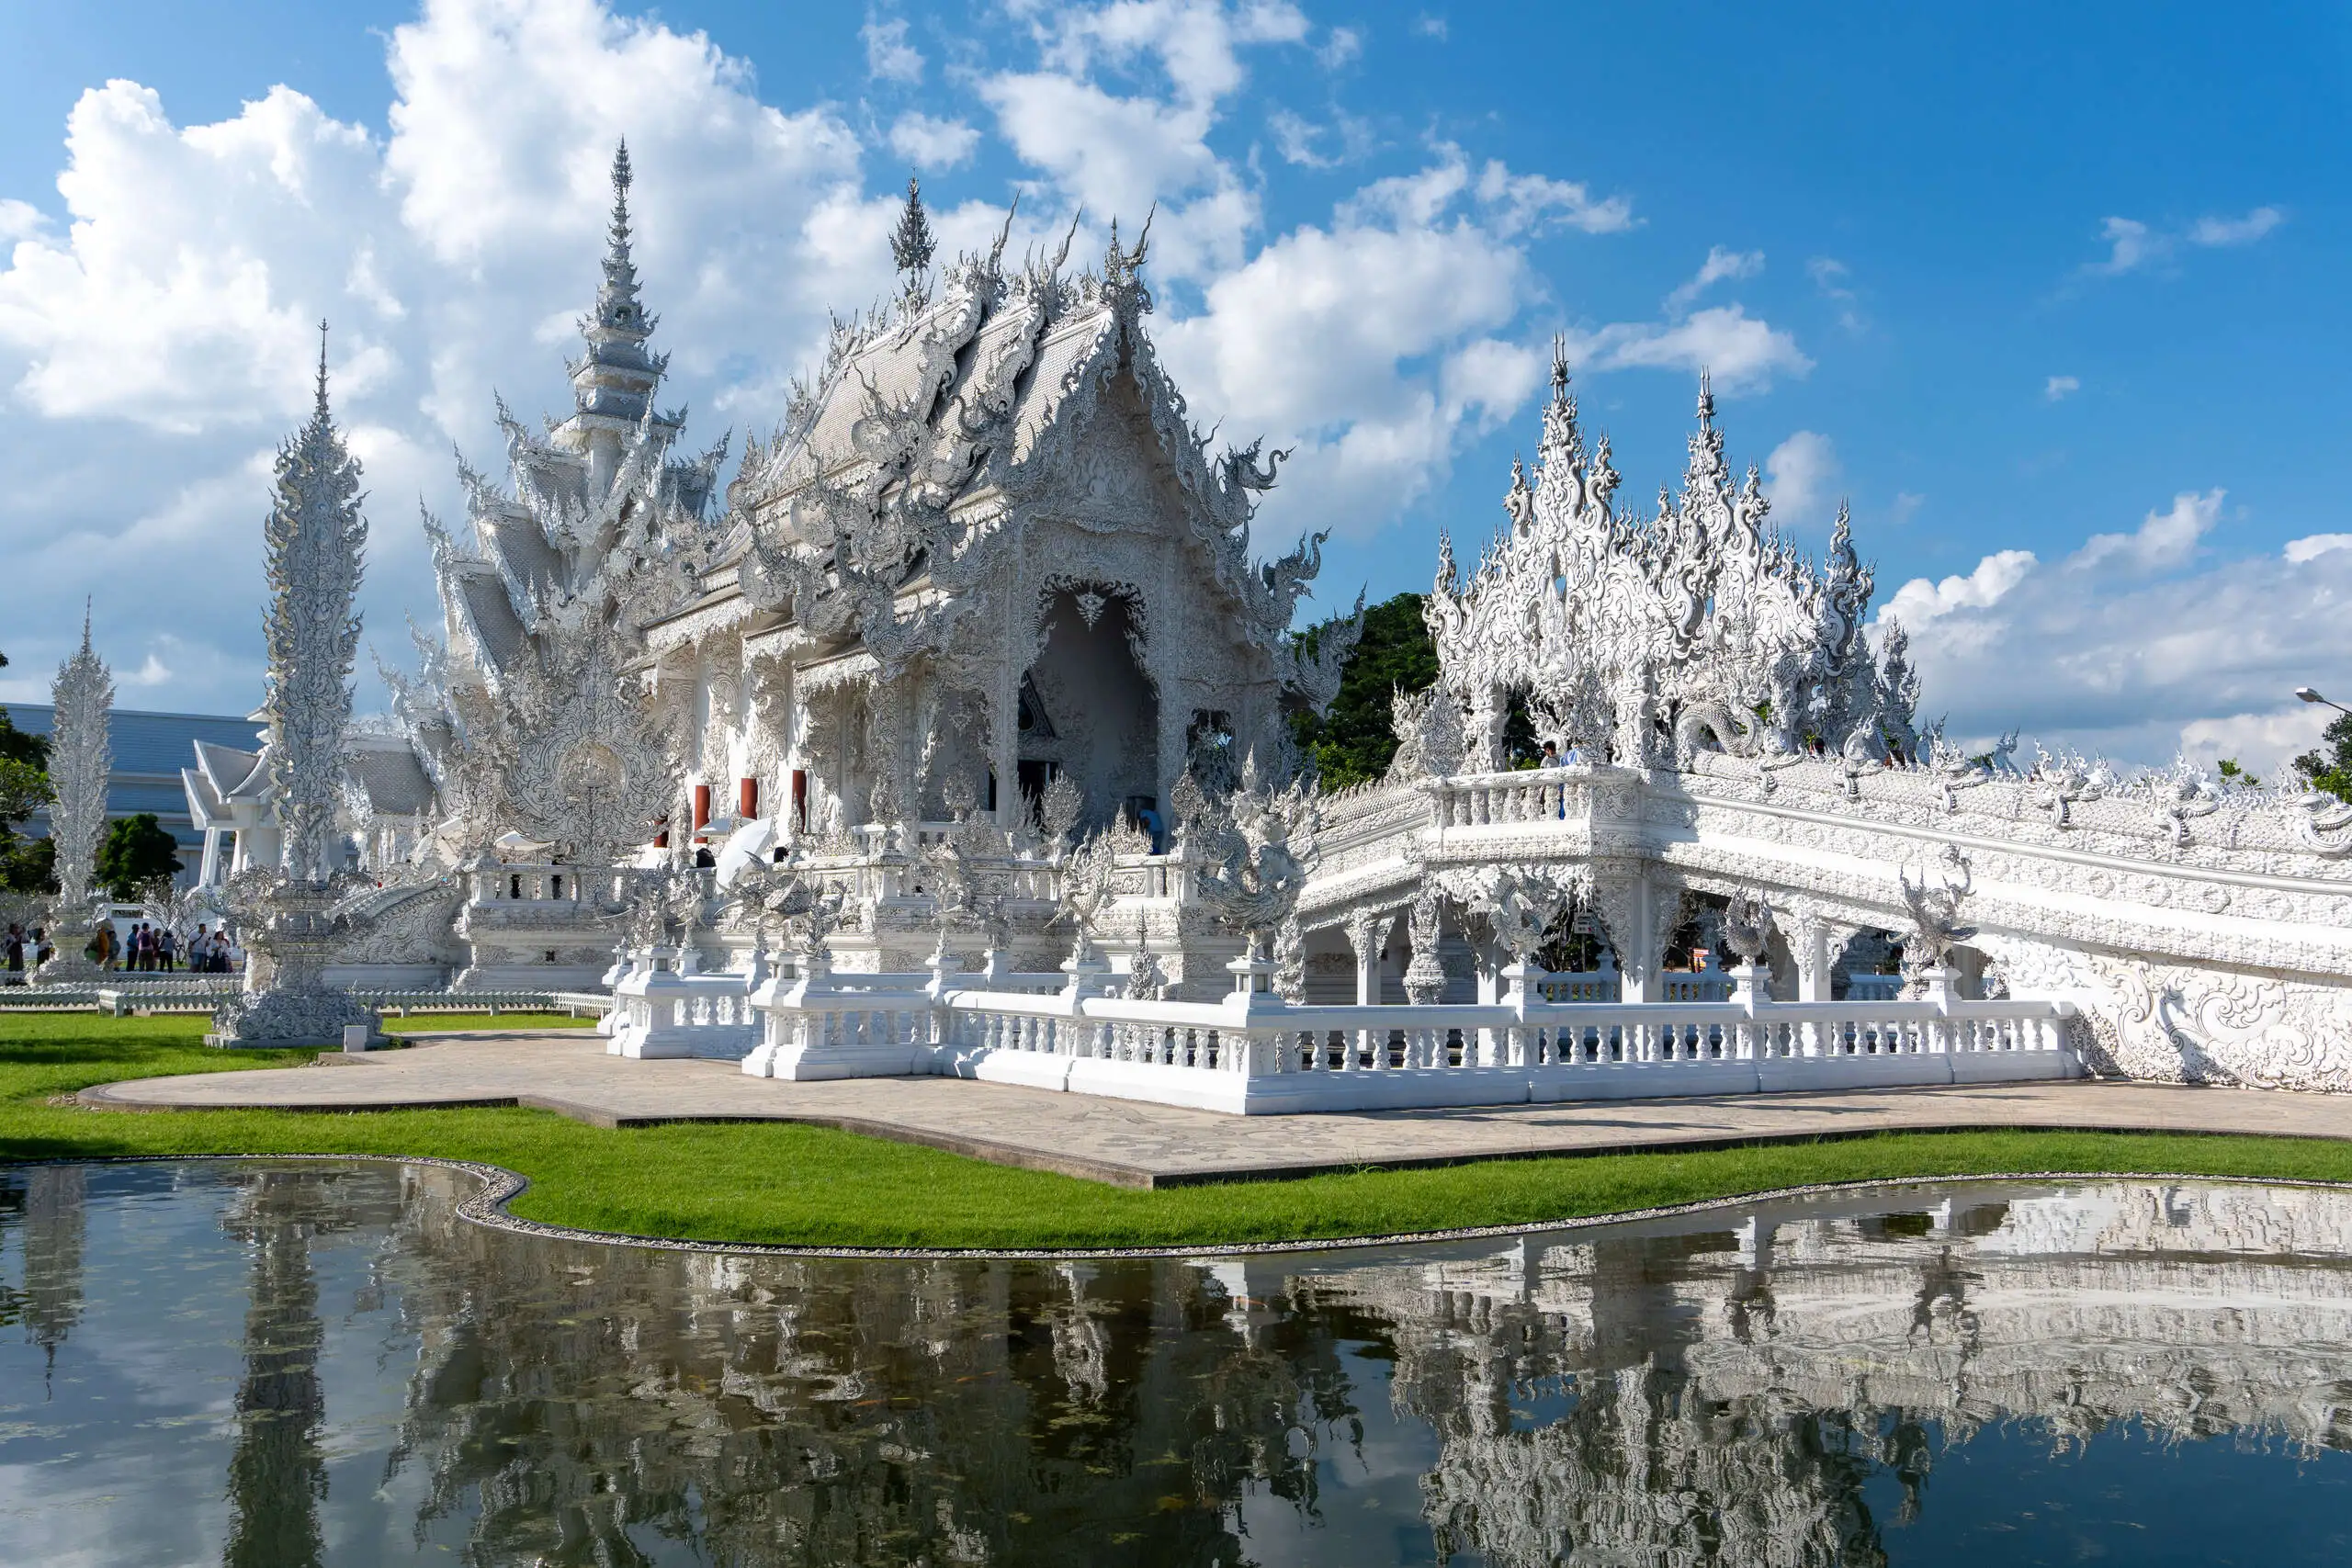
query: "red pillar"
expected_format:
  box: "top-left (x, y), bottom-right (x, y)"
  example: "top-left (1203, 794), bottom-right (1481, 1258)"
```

top-left (739, 777), bottom-right (759, 820)
top-left (692, 783), bottom-right (710, 830)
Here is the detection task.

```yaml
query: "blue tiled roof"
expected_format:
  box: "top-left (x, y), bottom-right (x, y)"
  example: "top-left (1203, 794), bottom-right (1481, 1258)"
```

top-left (4, 704), bottom-right (263, 777)
top-left (3, 705), bottom-right (263, 852)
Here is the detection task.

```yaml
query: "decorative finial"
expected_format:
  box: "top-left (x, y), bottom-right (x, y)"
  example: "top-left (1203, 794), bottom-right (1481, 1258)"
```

top-left (315, 319), bottom-right (331, 414)
top-left (607, 141), bottom-right (635, 258)
top-left (1550, 334), bottom-right (1570, 402)
top-left (1696, 369), bottom-right (1715, 427)
top-left (987, 193), bottom-right (1020, 273)
top-left (890, 173), bottom-right (935, 288)
top-left (81, 595), bottom-right (93, 651)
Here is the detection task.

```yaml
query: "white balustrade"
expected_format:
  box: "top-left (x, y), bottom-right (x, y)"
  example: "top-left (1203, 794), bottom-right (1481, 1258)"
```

top-left (1429, 769), bottom-right (1584, 831)
top-left (473, 862), bottom-right (607, 905)
top-left (741, 963), bottom-right (2078, 1114)
top-left (606, 946), bottom-right (763, 1059)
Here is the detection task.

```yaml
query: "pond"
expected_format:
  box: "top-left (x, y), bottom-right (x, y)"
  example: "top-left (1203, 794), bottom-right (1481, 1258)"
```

top-left (4, 1162), bottom-right (2350, 1566)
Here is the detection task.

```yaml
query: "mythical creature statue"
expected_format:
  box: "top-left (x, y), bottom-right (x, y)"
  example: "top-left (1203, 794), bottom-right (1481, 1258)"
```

top-left (1897, 846), bottom-right (1977, 991)
top-left (1720, 888), bottom-right (1775, 969)
top-left (1052, 831), bottom-right (1121, 969)
top-left (1186, 758), bottom-right (1317, 966)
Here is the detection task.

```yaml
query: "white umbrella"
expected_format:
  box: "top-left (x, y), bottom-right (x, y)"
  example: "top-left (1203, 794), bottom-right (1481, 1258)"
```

top-left (712, 818), bottom-right (778, 888)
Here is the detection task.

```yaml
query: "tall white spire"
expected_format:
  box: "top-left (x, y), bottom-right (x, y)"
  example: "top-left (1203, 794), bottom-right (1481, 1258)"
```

top-left (562, 140), bottom-right (668, 439)
top-left (45, 603), bottom-right (112, 923)
top-left (261, 321), bottom-right (367, 881)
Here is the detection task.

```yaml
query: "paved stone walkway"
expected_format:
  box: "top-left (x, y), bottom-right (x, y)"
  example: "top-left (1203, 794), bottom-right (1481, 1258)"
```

top-left (75, 1032), bottom-right (2352, 1188)
top-left (78, 1029), bottom-right (2352, 1189)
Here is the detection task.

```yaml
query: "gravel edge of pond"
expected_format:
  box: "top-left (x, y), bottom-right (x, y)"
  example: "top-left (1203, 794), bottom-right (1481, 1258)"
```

top-left (10, 1150), bottom-right (2352, 1260)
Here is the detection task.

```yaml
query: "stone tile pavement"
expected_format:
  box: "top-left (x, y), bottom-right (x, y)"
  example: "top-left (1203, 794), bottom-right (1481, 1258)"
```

top-left (76, 1032), bottom-right (2352, 1189)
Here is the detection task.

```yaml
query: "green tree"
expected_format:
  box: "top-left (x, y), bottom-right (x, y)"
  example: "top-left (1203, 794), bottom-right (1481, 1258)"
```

top-left (2293, 713), bottom-right (2352, 806)
top-left (0, 649), bottom-right (58, 895)
top-left (1287, 592), bottom-right (1440, 788)
top-left (95, 813), bottom-right (182, 900)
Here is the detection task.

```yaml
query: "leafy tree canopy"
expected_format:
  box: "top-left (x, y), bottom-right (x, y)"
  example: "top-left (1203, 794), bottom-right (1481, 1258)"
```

top-left (0, 649), bottom-right (57, 896)
top-left (1288, 593), bottom-right (1439, 789)
top-left (2294, 712), bottom-right (2352, 806)
top-left (96, 813), bottom-right (182, 901)
top-left (0, 651), bottom-right (51, 775)
top-left (1, 834), bottom-right (54, 897)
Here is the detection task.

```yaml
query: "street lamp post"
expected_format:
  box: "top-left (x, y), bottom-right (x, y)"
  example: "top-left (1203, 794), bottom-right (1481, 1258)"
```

top-left (2297, 686), bottom-right (2352, 717)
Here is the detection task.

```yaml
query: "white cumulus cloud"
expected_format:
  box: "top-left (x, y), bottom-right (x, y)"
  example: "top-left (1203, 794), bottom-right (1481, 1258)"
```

top-left (0, 0), bottom-right (873, 711)
top-left (1762, 430), bottom-right (1838, 530)
top-left (1569, 304), bottom-right (1810, 395)
top-left (2285, 533), bottom-right (2352, 565)
top-left (1665, 244), bottom-right (1762, 312)
top-left (863, 14), bottom-right (923, 84)
top-left (888, 111), bottom-right (979, 169)
top-left (1883, 491), bottom-right (2352, 767)
top-left (2081, 205), bottom-right (2283, 278)
top-left (2070, 487), bottom-right (2222, 574)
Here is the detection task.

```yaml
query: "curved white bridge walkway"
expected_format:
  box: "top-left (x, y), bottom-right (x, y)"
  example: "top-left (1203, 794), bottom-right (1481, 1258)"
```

top-left (79, 1032), bottom-right (2352, 1190)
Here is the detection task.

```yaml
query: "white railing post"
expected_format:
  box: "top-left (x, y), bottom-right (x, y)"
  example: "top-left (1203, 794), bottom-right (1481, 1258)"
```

top-left (1917, 965), bottom-right (1959, 1057)
top-left (1731, 963), bottom-right (1764, 1061)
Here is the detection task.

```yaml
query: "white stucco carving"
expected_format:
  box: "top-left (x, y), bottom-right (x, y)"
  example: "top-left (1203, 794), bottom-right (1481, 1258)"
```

top-left (31, 609), bottom-right (112, 984)
top-left (172, 152), bottom-right (2352, 1090)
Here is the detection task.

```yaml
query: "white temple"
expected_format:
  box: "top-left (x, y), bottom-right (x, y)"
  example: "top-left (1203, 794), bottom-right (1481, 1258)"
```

top-left (183, 148), bottom-right (2352, 1101)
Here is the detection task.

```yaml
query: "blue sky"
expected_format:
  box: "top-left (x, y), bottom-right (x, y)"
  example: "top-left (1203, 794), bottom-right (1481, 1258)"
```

top-left (0, 0), bottom-right (2345, 773)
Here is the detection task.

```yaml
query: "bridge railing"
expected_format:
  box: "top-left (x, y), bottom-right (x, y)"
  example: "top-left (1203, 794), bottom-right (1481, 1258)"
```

top-left (1428, 769), bottom-right (1585, 829)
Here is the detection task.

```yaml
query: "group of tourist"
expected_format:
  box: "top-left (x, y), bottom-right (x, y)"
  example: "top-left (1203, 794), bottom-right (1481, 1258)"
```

top-left (97, 921), bottom-right (181, 971)
top-left (2, 917), bottom-right (238, 978)
top-left (3, 922), bottom-right (53, 983)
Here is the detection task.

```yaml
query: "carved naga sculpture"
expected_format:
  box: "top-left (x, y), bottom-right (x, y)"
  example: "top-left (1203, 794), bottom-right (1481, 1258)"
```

top-left (1720, 888), bottom-right (1775, 970)
top-left (1896, 846), bottom-right (1977, 992)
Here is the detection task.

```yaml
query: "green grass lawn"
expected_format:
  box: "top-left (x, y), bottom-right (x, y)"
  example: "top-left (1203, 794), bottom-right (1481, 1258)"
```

top-left (377, 1011), bottom-right (598, 1032)
top-left (6, 1011), bottom-right (2352, 1250)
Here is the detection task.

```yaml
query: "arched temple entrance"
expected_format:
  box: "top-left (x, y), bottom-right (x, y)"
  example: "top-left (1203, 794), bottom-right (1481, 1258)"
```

top-left (1020, 584), bottom-right (1160, 829)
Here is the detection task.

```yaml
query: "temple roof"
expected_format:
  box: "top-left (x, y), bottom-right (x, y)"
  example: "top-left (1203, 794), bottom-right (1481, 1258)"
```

top-left (343, 743), bottom-right (436, 817)
top-left (554, 141), bottom-right (673, 448)
top-left (733, 286), bottom-right (1125, 529)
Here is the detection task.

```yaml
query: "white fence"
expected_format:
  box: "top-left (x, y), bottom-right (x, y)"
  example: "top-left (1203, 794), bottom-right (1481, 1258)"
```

top-left (604, 947), bottom-right (1068, 1058)
top-left (1, 980), bottom-right (613, 1020)
top-left (741, 964), bottom-right (2077, 1114)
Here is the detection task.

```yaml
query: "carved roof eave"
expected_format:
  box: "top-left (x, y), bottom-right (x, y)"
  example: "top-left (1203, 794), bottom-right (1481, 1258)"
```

top-left (640, 588), bottom-right (755, 656)
top-left (742, 618), bottom-right (812, 662)
top-left (797, 648), bottom-right (879, 694)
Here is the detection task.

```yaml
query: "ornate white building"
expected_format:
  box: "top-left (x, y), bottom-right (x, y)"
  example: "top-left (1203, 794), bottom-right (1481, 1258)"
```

top-left (187, 149), bottom-right (2352, 1096)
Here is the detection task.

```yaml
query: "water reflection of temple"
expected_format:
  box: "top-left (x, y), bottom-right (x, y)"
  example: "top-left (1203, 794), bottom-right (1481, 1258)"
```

top-left (11, 1166), bottom-right (85, 1381)
top-left (1295, 1181), bottom-right (2352, 1565)
top-left (350, 1172), bottom-right (2352, 1566)
top-left (13, 1166), bottom-right (2352, 1565)
top-left (376, 1167), bottom-right (1363, 1565)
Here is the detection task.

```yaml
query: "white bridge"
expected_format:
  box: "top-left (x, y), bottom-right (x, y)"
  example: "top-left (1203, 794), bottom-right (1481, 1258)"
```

top-left (594, 737), bottom-right (2350, 1111)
